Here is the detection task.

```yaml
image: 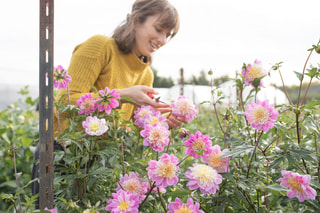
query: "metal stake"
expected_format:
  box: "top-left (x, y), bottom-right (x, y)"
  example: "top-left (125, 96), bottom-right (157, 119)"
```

top-left (39, 0), bottom-right (54, 209)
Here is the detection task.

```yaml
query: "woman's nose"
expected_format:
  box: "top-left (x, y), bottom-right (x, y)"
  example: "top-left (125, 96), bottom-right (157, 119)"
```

top-left (158, 33), bottom-right (167, 47)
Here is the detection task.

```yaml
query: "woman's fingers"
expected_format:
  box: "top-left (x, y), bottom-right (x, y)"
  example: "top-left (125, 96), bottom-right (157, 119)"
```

top-left (167, 114), bottom-right (187, 129)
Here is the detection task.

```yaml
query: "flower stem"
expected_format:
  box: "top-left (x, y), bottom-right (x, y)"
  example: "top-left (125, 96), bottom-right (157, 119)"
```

top-left (56, 106), bottom-right (62, 134)
top-left (265, 161), bottom-right (269, 212)
top-left (297, 50), bottom-right (313, 106)
top-left (67, 84), bottom-right (71, 105)
top-left (139, 182), bottom-right (156, 210)
top-left (177, 151), bottom-right (196, 166)
top-left (300, 77), bottom-right (313, 106)
top-left (157, 187), bottom-right (167, 212)
top-left (296, 113), bottom-right (301, 144)
top-left (246, 131), bottom-right (263, 178)
top-left (121, 137), bottom-right (126, 175)
top-left (13, 147), bottom-right (22, 213)
top-left (278, 70), bottom-right (292, 105)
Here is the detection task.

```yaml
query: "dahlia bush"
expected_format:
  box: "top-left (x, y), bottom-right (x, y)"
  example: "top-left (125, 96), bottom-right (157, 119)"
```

top-left (1, 42), bottom-right (320, 212)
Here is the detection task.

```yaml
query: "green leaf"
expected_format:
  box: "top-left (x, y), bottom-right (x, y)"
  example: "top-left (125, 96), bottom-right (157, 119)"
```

top-left (267, 184), bottom-right (288, 192)
top-left (270, 156), bottom-right (284, 169)
top-left (305, 100), bottom-right (320, 108)
top-left (1, 132), bottom-right (11, 144)
top-left (221, 145), bottom-right (254, 158)
top-left (229, 196), bottom-right (245, 210)
top-left (234, 190), bottom-right (249, 205)
top-left (310, 180), bottom-right (320, 189)
top-left (289, 149), bottom-right (317, 162)
top-left (305, 67), bottom-right (319, 78)
top-left (108, 155), bottom-right (118, 166)
top-left (214, 199), bottom-right (226, 213)
top-left (0, 128), bottom-right (6, 135)
top-left (0, 180), bottom-right (16, 188)
top-left (293, 71), bottom-right (303, 81)
top-left (20, 136), bottom-right (33, 146)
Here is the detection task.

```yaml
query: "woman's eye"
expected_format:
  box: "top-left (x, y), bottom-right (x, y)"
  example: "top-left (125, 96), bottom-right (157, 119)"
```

top-left (155, 27), bottom-right (162, 33)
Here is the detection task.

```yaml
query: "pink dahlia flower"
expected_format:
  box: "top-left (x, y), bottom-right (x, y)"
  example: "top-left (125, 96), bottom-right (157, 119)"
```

top-left (97, 87), bottom-right (120, 114)
top-left (76, 93), bottom-right (98, 115)
top-left (171, 95), bottom-right (198, 122)
top-left (241, 59), bottom-right (267, 87)
top-left (52, 65), bottom-right (72, 89)
top-left (244, 100), bottom-right (279, 132)
top-left (44, 208), bottom-right (58, 213)
top-left (117, 172), bottom-right (148, 200)
top-left (184, 131), bottom-right (212, 158)
top-left (168, 197), bottom-right (204, 213)
top-left (105, 189), bottom-right (141, 213)
top-left (134, 105), bottom-right (156, 128)
top-left (185, 163), bottom-right (222, 194)
top-left (82, 116), bottom-right (108, 136)
top-left (148, 153), bottom-right (179, 188)
top-left (142, 111), bottom-right (169, 129)
top-left (277, 170), bottom-right (317, 202)
top-left (201, 145), bottom-right (230, 173)
top-left (141, 122), bottom-right (170, 152)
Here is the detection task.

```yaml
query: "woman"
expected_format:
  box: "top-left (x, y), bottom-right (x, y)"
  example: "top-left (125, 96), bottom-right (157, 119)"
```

top-left (53, 0), bottom-right (183, 136)
top-left (32, 0), bottom-right (184, 208)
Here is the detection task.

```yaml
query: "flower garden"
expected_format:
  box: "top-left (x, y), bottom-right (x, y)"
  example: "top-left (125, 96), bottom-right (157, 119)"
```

top-left (0, 42), bottom-right (320, 212)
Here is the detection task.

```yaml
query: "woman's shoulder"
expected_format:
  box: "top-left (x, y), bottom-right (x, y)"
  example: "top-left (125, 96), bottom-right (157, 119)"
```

top-left (84, 35), bottom-right (117, 48)
top-left (73, 35), bottom-right (118, 56)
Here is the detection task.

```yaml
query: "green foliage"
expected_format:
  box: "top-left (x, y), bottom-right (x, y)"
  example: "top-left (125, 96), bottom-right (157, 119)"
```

top-left (185, 70), bottom-right (210, 86)
top-left (2, 41), bottom-right (320, 212)
top-left (0, 86), bottom-right (39, 212)
top-left (152, 67), bottom-right (174, 88)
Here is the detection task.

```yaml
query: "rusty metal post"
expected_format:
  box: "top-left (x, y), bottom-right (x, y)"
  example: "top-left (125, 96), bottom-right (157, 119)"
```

top-left (180, 68), bottom-right (184, 96)
top-left (39, 0), bottom-right (54, 209)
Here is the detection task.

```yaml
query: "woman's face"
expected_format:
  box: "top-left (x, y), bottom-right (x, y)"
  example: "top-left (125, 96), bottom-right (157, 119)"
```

top-left (132, 14), bottom-right (171, 57)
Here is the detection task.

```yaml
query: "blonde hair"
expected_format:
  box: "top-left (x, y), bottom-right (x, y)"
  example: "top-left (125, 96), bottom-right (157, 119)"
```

top-left (112, 0), bottom-right (180, 56)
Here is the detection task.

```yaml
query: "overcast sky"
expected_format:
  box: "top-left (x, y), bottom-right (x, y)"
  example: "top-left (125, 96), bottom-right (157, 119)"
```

top-left (1, 0), bottom-right (320, 91)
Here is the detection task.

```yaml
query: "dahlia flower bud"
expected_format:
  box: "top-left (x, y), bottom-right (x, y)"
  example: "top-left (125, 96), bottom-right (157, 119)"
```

top-left (179, 127), bottom-right (189, 139)
top-left (315, 45), bottom-right (320, 54)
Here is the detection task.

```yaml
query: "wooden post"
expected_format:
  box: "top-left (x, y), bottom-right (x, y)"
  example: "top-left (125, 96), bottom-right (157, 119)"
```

top-left (39, 0), bottom-right (54, 209)
top-left (180, 68), bottom-right (184, 96)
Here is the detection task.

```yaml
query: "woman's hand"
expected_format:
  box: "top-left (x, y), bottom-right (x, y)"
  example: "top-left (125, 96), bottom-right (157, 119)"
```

top-left (167, 114), bottom-right (188, 129)
top-left (119, 85), bottom-right (171, 112)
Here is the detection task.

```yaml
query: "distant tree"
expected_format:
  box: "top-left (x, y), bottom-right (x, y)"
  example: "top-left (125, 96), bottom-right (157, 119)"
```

top-left (277, 82), bottom-right (320, 104)
top-left (187, 70), bottom-right (209, 85)
top-left (152, 67), bottom-right (174, 88)
top-left (212, 75), bottom-right (230, 87)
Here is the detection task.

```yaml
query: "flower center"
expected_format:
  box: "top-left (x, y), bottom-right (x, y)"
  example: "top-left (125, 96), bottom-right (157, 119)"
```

top-left (253, 107), bottom-right (269, 124)
top-left (192, 139), bottom-right (205, 151)
top-left (81, 99), bottom-right (95, 110)
top-left (89, 123), bottom-right (100, 132)
top-left (287, 176), bottom-right (303, 193)
top-left (150, 130), bottom-right (163, 142)
top-left (139, 109), bottom-right (150, 118)
top-left (175, 205), bottom-right (192, 213)
top-left (209, 153), bottom-right (222, 167)
top-left (177, 100), bottom-right (192, 114)
top-left (119, 201), bottom-right (129, 211)
top-left (122, 179), bottom-right (141, 194)
top-left (149, 117), bottom-right (160, 125)
top-left (157, 162), bottom-right (176, 178)
top-left (191, 164), bottom-right (217, 187)
top-left (248, 66), bottom-right (263, 80)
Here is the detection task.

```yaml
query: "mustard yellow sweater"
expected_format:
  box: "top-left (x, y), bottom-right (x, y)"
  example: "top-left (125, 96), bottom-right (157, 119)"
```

top-left (53, 35), bottom-right (153, 138)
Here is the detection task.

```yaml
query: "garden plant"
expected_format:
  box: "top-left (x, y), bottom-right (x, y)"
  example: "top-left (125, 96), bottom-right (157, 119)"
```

top-left (1, 41), bottom-right (320, 212)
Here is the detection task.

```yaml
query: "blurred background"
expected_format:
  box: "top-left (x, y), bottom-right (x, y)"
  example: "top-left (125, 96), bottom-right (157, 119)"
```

top-left (1, 0), bottom-right (320, 109)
